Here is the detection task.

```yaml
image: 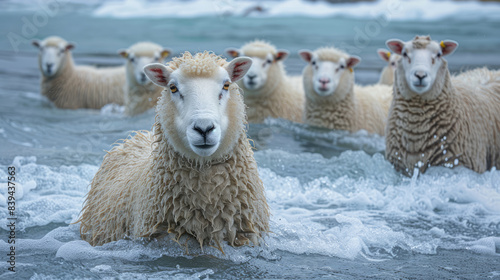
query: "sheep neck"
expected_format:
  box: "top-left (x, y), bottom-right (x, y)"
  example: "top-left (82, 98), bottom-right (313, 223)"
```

top-left (379, 66), bottom-right (394, 85)
top-left (40, 53), bottom-right (75, 103)
top-left (240, 64), bottom-right (287, 122)
top-left (146, 121), bottom-right (269, 248)
top-left (305, 82), bottom-right (357, 131)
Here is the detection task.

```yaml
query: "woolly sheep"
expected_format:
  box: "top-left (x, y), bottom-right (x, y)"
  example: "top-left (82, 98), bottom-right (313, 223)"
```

top-left (32, 36), bottom-right (125, 109)
top-left (377, 48), bottom-right (401, 85)
top-left (299, 47), bottom-right (392, 135)
top-left (118, 42), bottom-right (172, 116)
top-left (225, 40), bottom-right (305, 123)
top-left (78, 52), bottom-right (270, 250)
top-left (385, 35), bottom-right (500, 176)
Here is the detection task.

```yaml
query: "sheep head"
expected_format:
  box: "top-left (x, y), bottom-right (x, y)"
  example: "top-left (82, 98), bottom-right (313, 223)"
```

top-left (299, 47), bottom-right (360, 100)
top-left (386, 35), bottom-right (458, 98)
top-left (144, 51), bottom-right (252, 161)
top-left (119, 42), bottom-right (171, 85)
top-left (32, 36), bottom-right (74, 78)
top-left (377, 48), bottom-right (401, 72)
top-left (225, 40), bottom-right (288, 93)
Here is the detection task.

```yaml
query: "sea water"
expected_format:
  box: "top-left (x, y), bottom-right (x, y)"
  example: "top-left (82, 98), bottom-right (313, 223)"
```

top-left (1, 0), bottom-right (499, 279)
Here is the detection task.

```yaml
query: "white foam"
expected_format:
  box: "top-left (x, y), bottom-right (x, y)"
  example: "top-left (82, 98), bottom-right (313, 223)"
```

top-left (89, 0), bottom-right (500, 21)
top-left (2, 148), bottom-right (500, 262)
top-left (468, 237), bottom-right (500, 256)
top-left (0, 157), bottom-right (97, 231)
top-left (100, 103), bottom-right (125, 116)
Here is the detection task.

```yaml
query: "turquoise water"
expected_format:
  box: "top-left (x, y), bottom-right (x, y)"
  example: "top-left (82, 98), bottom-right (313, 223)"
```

top-left (1, 1), bottom-right (500, 279)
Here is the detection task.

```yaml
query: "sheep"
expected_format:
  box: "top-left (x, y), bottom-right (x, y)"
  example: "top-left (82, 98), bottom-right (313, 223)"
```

top-left (225, 40), bottom-right (305, 123)
top-left (377, 48), bottom-right (401, 85)
top-left (299, 47), bottom-right (392, 135)
top-left (385, 35), bottom-right (500, 176)
top-left (78, 51), bottom-right (270, 250)
top-left (32, 36), bottom-right (125, 109)
top-left (118, 42), bottom-right (172, 116)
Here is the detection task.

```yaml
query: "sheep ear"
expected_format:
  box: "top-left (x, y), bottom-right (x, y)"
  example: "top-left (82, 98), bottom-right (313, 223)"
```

top-left (386, 39), bottom-right (405, 55)
top-left (225, 48), bottom-right (240, 58)
top-left (143, 63), bottom-right (172, 87)
top-left (298, 50), bottom-right (313, 63)
top-left (32, 39), bottom-right (41, 48)
top-left (118, 49), bottom-right (129, 58)
top-left (346, 56), bottom-right (361, 69)
top-left (160, 48), bottom-right (172, 59)
top-left (377, 48), bottom-right (391, 62)
top-left (226, 57), bottom-right (252, 82)
top-left (299, 50), bottom-right (312, 63)
top-left (275, 50), bottom-right (289, 62)
top-left (440, 40), bottom-right (458, 56)
top-left (65, 43), bottom-right (75, 51)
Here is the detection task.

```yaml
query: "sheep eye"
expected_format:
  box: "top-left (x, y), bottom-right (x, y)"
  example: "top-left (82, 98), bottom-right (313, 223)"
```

top-left (170, 84), bottom-right (178, 93)
top-left (340, 65), bottom-right (345, 69)
top-left (154, 57), bottom-right (160, 62)
top-left (312, 61), bottom-right (316, 66)
top-left (391, 62), bottom-right (396, 66)
top-left (130, 57), bottom-right (135, 63)
top-left (403, 52), bottom-right (408, 57)
top-left (58, 49), bottom-right (64, 55)
top-left (223, 81), bottom-right (230, 91)
top-left (437, 53), bottom-right (442, 58)
top-left (266, 59), bottom-right (272, 64)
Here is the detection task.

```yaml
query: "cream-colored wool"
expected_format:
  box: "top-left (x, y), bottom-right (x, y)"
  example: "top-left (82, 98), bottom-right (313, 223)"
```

top-left (36, 36), bottom-right (125, 109)
top-left (122, 42), bottom-right (168, 116)
top-left (377, 49), bottom-right (401, 86)
top-left (386, 51), bottom-right (500, 176)
top-left (303, 47), bottom-right (392, 135)
top-left (379, 56), bottom-right (401, 85)
top-left (379, 66), bottom-right (394, 85)
top-left (235, 41), bottom-right (305, 123)
top-left (78, 52), bottom-right (270, 249)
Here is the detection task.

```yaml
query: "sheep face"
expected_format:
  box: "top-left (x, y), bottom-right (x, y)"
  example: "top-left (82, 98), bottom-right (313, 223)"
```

top-left (119, 46), bottom-right (171, 85)
top-left (144, 54), bottom-right (252, 160)
top-left (377, 49), bottom-right (400, 72)
top-left (225, 47), bottom-right (289, 93)
top-left (32, 38), bottom-right (74, 78)
top-left (241, 53), bottom-right (274, 90)
top-left (387, 36), bottom-right (458, 97)
top-left (299, 50), bottom-right (360, 97)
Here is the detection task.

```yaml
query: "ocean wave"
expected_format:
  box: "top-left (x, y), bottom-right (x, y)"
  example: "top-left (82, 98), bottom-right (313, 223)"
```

top-left (2, 0), bottom-right (500, 21)
top-left (91, 0), bottom-right (500, 21)
top-left (1, 151), bottom-right (499, 263)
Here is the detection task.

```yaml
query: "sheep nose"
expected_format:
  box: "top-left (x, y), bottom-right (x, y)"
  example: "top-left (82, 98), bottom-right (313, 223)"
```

top-left (414, 71), bottom-right (427, 81)
top-left (247, 74), bottom-right (257, 81)
top-left (319, 78), bottom-right (330, 85)
top-left (140, 73), bottom-right (147, 82)
top-left (193, 123), bottom-right (215, 140)
top-left (46, 63), bottom-right (53, 72)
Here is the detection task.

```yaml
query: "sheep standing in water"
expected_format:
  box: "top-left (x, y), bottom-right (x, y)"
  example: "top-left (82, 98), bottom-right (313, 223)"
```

top-left (119, 42), bottom-right (171, 116)
top-left (32, 36), bottom-right (125, 109)
top-left (377, 48), bottom-right (401, 85)
top-left (385, 35), bottom-right (500, 176)
top-left (225, 40), bottom-right (305, 123)
top-left (78, 52), bottom-right (270, 250)
top-left (299, 47), bottom-right (392, 135)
